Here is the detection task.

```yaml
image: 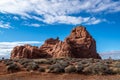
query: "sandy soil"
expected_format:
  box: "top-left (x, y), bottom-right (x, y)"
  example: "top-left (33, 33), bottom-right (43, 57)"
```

top-left (0, 72), bottom-right (120, 80)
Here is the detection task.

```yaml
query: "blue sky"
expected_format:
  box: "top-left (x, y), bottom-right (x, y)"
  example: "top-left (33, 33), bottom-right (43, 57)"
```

top-left (0, 0), bottom-right (120, 59)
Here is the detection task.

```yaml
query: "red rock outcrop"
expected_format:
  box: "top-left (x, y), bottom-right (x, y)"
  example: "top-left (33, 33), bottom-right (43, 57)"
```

top-left (10, 44), bottom-right (51, 59)
top-left (10, 26), bottom-right (101, 59)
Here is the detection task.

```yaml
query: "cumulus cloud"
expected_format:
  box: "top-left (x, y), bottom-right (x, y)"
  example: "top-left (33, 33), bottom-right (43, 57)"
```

top-left (100, 51), bottom-right (120, 59)
top-left (0, 41), bottom-right (43, 59)
top-left (43, 15), bottom-right (103, 25)
top-left (0, 0), bottom-right (119, 25)
top-left (0, 21), bottom-right (11, 28)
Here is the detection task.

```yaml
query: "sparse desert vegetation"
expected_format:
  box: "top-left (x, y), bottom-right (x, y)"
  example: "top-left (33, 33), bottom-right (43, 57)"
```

top-left (1, 58), bottom-right (120, 75)
top-left (0, 58), bottom-right (120, 80)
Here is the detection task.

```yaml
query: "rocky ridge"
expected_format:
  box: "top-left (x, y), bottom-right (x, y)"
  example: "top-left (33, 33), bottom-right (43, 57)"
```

top-left (11, 26), bottom-right (101, 59)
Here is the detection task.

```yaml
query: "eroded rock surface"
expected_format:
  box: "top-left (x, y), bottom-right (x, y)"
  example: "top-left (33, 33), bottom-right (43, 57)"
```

top-left (11, 44), bottom-right (51, 59)
top-left (11, 26), bottom-right (101, 59)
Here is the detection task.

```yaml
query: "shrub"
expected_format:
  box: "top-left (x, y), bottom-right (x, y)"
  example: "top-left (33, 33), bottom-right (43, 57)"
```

top-left (12, 59), bottom-right (20, 62)
top-left (6, 63), bottom-right (20, 73)
top-left (104, 59), bottom-right (113, 64)
top-left (34, 59), bottom-right (51, 64)
top-left (75, 63), bottom-right (83, 73)
top-left (5, 61), bottom-right (14, 66)
top-left (51, 67), bottom-right (62, 73)
top-left (109, 67), bottom-right (120, 74)
top-left (65, 65), bottom-right (76, 73)
top-left (92, 63), bottom-right (111, 75)
top-left (26, 62), bottom-right (39, 71)
top-left (83, 62), bottom-right (111, 75)
top-left (22, 63), bottom-right (29, 68)
top-left (59, 60), bottom-right (69, 68)
top-left (113, 62), bottom-right (120, 68)
top-left (82, 65), bottom-right (93, 74)
top-left (46, 63), bottom-right (64, 73)
top-left (81, 60), bottom-right (88, 64)
top-left (19, 59), bottom-right (32, 65)
top-left (38, 67), bottom-right (45, 72)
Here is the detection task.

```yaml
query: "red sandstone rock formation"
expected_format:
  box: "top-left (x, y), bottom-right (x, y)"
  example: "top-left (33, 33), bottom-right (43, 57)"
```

top-left (11, 26), bottom-right (101, 59)
top-left (10, 44), bottom-right (51, 59)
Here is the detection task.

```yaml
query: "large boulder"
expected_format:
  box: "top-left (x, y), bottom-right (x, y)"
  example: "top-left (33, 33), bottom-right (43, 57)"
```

top-left (10, 26), bottom-right (101, 59)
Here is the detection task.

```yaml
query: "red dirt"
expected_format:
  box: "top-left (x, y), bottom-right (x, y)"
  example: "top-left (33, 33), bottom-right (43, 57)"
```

top-left (0, 72), bottom-right (120, 80)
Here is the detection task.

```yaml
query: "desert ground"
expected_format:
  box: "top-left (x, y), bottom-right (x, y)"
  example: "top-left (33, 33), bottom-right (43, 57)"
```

top-left (0, 58), bottom-right (120, 80)
top-left (0, 72), bottom-right (120, 80)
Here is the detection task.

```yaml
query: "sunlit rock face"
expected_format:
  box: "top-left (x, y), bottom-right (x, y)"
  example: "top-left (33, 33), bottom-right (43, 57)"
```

top-left (11, 26), bottom-right (101, 59)
top-left (10, 44), bottom-right (51, 59)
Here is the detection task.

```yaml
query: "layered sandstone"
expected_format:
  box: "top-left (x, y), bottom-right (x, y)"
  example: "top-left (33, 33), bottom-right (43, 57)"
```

top-left (10, 44), bottom-right (51, 59)
top-left (11, 26), bottom-right (101, 59)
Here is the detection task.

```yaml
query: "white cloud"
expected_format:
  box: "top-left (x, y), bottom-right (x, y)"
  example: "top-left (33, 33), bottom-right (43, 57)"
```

top-left (85, 17), bottom-right (106, 25)
top-left (30, 23), bottom-right (41, 27)
top-left (26, 23), bottom-right (42, 27)
top-left (13, 16), bottom-right (19, 20)
top-left (0, 41), bottom-right (43, 59)
top-left (43, 15), bottom-right (102, 25)
top-left (0, 0), bottom-right (119, 25)
top-left (24, 22), bottom-right (44, 27)
top-left (87, 0), bottom-right (120, 13)
top-left (0, 21), bottom-right (11, 28)
top-left (100, 51), bottom-right (120, 59)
